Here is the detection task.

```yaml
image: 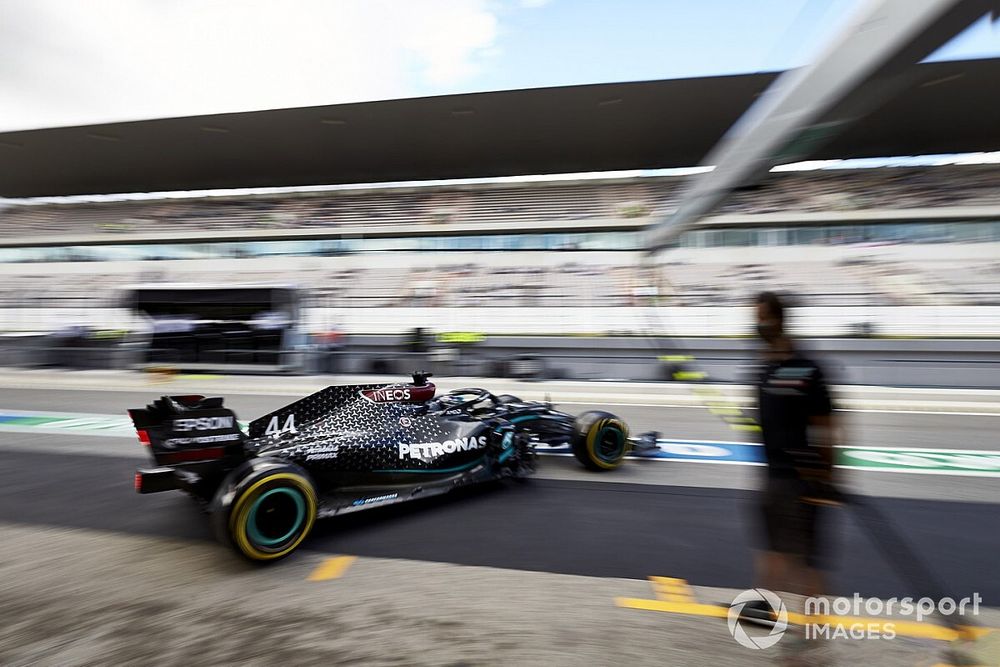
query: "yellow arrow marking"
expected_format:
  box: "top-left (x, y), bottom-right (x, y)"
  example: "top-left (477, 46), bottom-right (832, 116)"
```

top-left (649, 576), bottom-right (695, 602)
top-left (722, 416), bottom-right (758, 424)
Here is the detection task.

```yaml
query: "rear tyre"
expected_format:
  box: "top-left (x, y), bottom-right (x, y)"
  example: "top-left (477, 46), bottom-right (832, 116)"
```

top-left (570, 411), bottom-right (629, 471)
top-left (220, 470), bottom-right (317, 562)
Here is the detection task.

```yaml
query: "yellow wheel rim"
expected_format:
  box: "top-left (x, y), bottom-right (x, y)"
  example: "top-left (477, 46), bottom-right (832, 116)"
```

top-left (230, 472), bottom-right (316, 561)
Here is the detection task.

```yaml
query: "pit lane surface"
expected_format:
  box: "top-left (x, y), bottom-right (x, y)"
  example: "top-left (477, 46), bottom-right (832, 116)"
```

top-left (2, 385), bottom-right (998, 605)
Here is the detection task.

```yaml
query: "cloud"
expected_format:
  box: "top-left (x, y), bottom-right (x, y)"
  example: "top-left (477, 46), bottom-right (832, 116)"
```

top-left (396, 0), bottom-right (498, 86)
top-left (0, 0), bottom-right (500, 131)
top-left (519, 0), bottom-right (552, 7)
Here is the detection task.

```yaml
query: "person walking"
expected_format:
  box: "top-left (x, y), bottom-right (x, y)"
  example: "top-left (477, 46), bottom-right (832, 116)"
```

top-left (741, 291), bottom-right (840, 632)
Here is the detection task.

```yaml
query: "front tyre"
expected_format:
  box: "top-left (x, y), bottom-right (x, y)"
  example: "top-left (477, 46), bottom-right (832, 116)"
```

top-left (571, 411), bottom-right (629, 471)
top-left (220, 470), bottom-right (317, 562)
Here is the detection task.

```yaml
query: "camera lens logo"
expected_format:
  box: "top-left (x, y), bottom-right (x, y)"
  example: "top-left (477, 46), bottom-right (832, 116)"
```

top-left (727, 588), bottom-right (788, 649)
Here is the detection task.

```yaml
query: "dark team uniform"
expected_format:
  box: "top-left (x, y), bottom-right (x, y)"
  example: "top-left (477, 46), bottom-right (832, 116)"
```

top-left (756, 355), bottom-right (834, 567)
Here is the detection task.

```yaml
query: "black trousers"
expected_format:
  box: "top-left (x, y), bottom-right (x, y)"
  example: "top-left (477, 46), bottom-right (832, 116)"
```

top-left (760, 474), bottom-right (828, 569)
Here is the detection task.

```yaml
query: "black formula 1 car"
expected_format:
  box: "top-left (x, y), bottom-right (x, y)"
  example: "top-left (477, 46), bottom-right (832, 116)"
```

top-left (128, 372), bottom-right (633, 561)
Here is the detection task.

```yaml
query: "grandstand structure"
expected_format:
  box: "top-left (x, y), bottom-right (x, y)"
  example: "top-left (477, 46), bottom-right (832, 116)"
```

top-left (1, 165), bottom-right (999, 333)
top-left (1, 58), bottom-right (999, 337)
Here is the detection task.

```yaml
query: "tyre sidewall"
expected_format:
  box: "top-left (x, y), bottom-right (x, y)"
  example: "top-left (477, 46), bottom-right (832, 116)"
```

top-left (215, 466), bottom-right (317, 562)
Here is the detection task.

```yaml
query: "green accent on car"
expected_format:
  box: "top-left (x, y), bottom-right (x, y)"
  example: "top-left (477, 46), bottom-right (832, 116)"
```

top-left (247, 487), bottom-right (306, 547)
top-left (594, 424), bottom-right (626, 463)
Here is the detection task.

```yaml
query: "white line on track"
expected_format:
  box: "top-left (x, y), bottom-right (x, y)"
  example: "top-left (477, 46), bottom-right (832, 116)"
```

top-left (0, 425), bottom-right (133, 438)
top-left (538, 451), bottom-right (767, 466)
top-left (540, 452), bottom-right (1000, 477)
top-left (554, 401), bottom-right (1000, 417)
top-left (0, 408), bottom-right (130, 419)
top-left (835, 444), bottom-right (1000, 455)
top-left (835, 465), bottom-right (1000, 479)
top-left (837, 408), bottom-right (1000, 417)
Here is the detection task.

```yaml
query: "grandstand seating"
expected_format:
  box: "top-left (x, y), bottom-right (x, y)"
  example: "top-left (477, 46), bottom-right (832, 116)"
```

top-left (0, 180), bottom-right (672, 239)
top-left (2, 165), bottom-right (1000, 336)
top-left (3, 165), bottom-right (1000, 241)
top-left (2, 246), bottom-right (998, 311)
top-left (718, 165), bottom-right (1000, 214)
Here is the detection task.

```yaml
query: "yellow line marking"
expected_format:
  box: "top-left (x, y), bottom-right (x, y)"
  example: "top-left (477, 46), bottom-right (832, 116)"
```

top-left (618, 597), bottom-right (729, 618)
top-left (307, 555), bottom-right (357, 581)
top-left (615, 597), bottom-right (995, 642)
top-left (673, 371), bottom-right (708, 381)
top-left (729, 424), bottom-right (762, 432)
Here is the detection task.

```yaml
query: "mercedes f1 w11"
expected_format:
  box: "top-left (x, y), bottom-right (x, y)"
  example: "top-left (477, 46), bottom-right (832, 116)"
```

top-left (128, 373), bottom-right (637, 561)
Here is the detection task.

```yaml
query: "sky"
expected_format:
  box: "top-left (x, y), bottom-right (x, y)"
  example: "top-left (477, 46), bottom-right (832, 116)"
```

top-left (1, 0), bottom-right (998, 133)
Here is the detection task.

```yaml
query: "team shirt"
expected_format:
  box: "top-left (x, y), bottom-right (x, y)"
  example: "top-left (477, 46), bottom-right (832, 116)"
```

top-left (756, 355), bottom-right (833, 477)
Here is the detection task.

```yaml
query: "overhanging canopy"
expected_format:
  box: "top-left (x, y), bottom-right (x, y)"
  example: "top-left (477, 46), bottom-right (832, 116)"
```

top-left (0, 58), bottom-right (997, 198)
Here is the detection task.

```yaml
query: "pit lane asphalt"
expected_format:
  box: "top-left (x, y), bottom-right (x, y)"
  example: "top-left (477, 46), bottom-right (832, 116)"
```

top-left (2, 387), bottom-right (998, 605)
top-left (1, 444), bottom-right (998, 603)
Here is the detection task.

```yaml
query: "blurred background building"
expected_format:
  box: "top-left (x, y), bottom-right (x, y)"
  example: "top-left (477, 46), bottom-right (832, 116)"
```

top-left (0, 1), bottom-right (998, 381)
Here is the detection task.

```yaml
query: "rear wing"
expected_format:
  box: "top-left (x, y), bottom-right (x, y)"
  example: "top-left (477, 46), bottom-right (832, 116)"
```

top-left (127, 395), bottom-right (246, 467)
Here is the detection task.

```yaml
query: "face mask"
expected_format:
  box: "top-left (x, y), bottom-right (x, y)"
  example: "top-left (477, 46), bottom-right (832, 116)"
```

top-left (756, 322), bottom-right (781, 342)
